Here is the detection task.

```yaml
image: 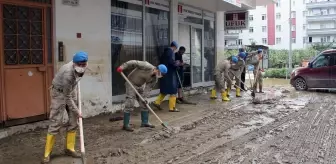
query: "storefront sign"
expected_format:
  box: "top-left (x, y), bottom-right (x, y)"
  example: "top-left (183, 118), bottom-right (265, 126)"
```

top-left (223, 0), bottom-right (242, 7)
top-left (62, 0), bottom-right (79, 6)
top-left (225, 11), bottom-right (247, 29)
top-left (177, 4), bottom-right (202, 18)
top-left (146, 0), bottom-right (169, 11)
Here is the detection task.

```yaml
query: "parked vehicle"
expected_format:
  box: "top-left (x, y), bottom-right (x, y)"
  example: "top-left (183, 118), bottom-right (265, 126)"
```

top-left (290, 49), bottom-right (336, 91)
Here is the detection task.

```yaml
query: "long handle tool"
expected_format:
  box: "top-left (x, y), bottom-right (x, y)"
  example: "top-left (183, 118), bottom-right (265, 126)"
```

top-left (176, 71), bottom-right (197, 105)
top-left (77, 81), bottom-right (86, 164)
top-left (120, 72), bottom-right (169, 128)
top-left (228, 70), bottom-right (255, 98)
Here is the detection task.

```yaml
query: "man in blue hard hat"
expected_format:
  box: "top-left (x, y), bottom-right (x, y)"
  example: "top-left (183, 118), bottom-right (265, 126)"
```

top-left (152, 41), bottom-right (180, 112)
top-left (42, 51), bottom-right (88, 163)
top-left (116, 60), bottom-right (168, 132)
top-left (253, 49), bottom-right (264, 93)
top-left (227, 51), bottom-right (246, 98)
top-left (210, 56), bottom-right (239, 101)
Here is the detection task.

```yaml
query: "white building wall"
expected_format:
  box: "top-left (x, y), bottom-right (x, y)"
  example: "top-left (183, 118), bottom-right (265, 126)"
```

top-left (54, 0), bottom-right (114, 117)
top-left (228, 0), bottom-right (308, 50)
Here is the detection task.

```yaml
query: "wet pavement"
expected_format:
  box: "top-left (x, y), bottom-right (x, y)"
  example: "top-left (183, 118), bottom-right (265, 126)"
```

top-left (1, 82), bottom-right (335, 164)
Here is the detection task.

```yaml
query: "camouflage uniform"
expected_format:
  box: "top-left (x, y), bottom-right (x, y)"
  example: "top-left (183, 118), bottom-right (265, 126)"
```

top-left (227, 59), bottom-right (245, 89)
top-left (252, 60), bottom-right (263, 92)
top-left (214, 60), bottom-right (231, 92)
top-left (48, 61), bottom-right (80, 135)
top-left (121, 60), bottom-right (158, 112)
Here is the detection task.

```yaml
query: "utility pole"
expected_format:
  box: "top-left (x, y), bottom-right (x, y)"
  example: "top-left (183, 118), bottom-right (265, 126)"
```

top-left (288, 0), bottom-right (293, 77)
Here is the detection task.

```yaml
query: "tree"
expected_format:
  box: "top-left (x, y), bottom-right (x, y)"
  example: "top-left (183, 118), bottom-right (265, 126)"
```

top-left (310, 42), bottom-right (334, 53)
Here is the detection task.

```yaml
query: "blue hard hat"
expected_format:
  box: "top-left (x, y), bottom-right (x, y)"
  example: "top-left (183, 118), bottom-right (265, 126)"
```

top-left (171, 41), bottom-right (179, 48)
top-left (73, 51), bottom-right (88, 63)
top-left (231, 56), bottom-right (238, 63)
top-left (238, 52), bottom-right (246, 59)
top-left (257, 48), bottom-right (263, 53)
top-left (158, 64), bottom-right (168, 74)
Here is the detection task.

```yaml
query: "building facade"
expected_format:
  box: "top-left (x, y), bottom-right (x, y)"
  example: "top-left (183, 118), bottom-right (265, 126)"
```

top-left (0, 0), bottom-right (274, 127)
top-left (306, 0), bottom-right (336, 45)
top-left (226, 0), bottom-right (336, 50)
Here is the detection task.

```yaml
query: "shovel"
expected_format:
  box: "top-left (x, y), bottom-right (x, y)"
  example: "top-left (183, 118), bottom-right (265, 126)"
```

top-left (77, 81), bottom-right (86, 164)
top-left (120, 72), bottom-right (169, 128)
top-left (228, 70), bottom-right (255, 98)
top-left (176, 70), bottom-right (196, 105)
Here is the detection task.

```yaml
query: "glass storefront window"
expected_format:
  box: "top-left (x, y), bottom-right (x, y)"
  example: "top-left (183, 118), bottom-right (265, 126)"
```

top-left (145, 7), bottom-right (169, 66)
top-left (204, 19), bottom-right (215, 82)
top-left (111, 0), bottom-right (143, 95)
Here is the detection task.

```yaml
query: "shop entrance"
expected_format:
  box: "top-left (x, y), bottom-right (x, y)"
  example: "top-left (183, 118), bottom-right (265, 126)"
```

top-left (178, 23), bottom-right (204, 88)
top-left (0, 0), bottom-right (53, 127)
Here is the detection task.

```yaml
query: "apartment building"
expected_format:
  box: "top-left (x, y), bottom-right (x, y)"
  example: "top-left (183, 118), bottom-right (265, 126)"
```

top-left (306, 0), bottom-right (336, 45)
top-left (225, 0), bottom-right (332, 50)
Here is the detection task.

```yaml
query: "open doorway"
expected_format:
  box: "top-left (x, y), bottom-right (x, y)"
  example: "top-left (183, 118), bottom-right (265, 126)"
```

top-left (178, 23), bottom-right (203, 88)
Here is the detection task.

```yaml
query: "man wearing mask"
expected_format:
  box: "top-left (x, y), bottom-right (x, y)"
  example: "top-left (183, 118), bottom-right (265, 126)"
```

top-left (42, 51), bottom-right (88, 163)
top-left (210, 56), bottom-right (239, 101)
top-left (174, 46), bottom-right (187, 104)
top-left (152, 41), bottom-right (180, 112)
top-left (116, 60), bottom-right (168, 132)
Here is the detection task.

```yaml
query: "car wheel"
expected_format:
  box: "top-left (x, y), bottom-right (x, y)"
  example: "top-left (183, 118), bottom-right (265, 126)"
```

top-left (294, 77), bottom-right (308, 91)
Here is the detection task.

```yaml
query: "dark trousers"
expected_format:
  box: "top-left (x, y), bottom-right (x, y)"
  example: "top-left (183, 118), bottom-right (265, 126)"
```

top-left (240, 67), bottom-right (246, 90)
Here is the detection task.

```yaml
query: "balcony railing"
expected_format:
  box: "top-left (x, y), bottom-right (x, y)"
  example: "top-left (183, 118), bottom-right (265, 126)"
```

top-left (306, 28), bottom-right (336, 35)
top-left (306, 14), bottom-right (336, 22)
top-left (224, 33), bottom-right (240, 39)
top-left (306, 0), bottom-right (336, 8)
top-left (225, 44), bottom-right (240, 49)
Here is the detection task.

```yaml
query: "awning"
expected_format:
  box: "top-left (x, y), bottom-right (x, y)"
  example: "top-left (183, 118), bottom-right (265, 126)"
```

top-left (178, 0), bottom-right (242, 12)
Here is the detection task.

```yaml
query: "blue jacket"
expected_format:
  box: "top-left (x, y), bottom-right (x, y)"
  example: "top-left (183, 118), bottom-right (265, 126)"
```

top-left (159, 48), bottom-right (178, 94)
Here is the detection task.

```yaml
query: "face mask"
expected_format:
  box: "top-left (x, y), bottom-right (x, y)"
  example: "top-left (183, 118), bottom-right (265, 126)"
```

top-left (75, 66), bottom-right (86, 74)
top-left (156, 72), bottom-right (163, 78)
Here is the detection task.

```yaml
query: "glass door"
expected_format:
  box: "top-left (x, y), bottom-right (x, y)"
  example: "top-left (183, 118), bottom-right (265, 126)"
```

top-left (190, 26), bottom-right (203, 87)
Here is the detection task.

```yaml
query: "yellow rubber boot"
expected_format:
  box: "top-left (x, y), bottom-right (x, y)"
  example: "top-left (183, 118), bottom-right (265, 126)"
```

top-left (169, 96), bottom-right (179, 112)
top-left (154, 93), bottom-right (166, 105)
top-left (42, 133), bottom-right (55, 163)
top-left (226, 88), bottom-right (231, 98)
top-left (236, 88), bottom-right (241, 97)
top-left (152, 93), bottom-right (166, 110)
top-left (221, 91), bottom-right (230, 101)
top-left (65, 131), bottom-right (81, 158)
top-left (210, 89), bottom-right (217, 99)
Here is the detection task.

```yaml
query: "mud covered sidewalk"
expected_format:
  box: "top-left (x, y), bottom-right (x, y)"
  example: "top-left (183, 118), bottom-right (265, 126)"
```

top-left (0, 86), bottom-right (335, 164)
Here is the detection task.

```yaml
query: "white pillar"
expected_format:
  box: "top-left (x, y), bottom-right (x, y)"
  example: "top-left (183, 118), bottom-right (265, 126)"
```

top-left (170, 0), bottom-right (179, 42)
top-left (216, 11), bottom-right (225, 61)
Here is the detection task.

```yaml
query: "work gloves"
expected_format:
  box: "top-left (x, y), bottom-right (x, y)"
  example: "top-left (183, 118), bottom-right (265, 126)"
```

top-left (116, 66), bottom-right (123, 73)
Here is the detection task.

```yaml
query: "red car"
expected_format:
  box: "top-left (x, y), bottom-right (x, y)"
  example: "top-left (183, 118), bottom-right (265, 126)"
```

top-left (290, 49), bottom-right (336, 91)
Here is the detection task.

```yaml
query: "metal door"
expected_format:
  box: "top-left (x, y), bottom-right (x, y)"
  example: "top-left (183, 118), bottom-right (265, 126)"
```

top-left (0, 1), bottom-right (53, 125)
top-left (190, 26), bottom-right (203, 87)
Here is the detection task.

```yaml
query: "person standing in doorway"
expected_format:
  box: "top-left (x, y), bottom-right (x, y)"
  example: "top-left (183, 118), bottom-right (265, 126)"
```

top-left (42, 51), bottom-right (88, 164)
top-left (175, 46), bottom-right (187, 104)
top-left (152, 41), bottom-right (180, 112)
top-left (239, 48), bottom-right (247, 91)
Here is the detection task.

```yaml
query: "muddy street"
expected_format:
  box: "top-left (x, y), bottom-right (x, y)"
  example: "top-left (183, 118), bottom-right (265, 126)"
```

top-left (0, 87), bottom-right (335, 164)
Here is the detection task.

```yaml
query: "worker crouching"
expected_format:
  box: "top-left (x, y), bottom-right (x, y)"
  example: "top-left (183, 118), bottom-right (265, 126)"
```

top-left (116, 60), bottom-right (168, 132)
top-left (210, 56), bottom-right (239, 101)
top-left (227, 52), bottom-right (246, 98)
top-left (42, 51), bottom-right (88, 164)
